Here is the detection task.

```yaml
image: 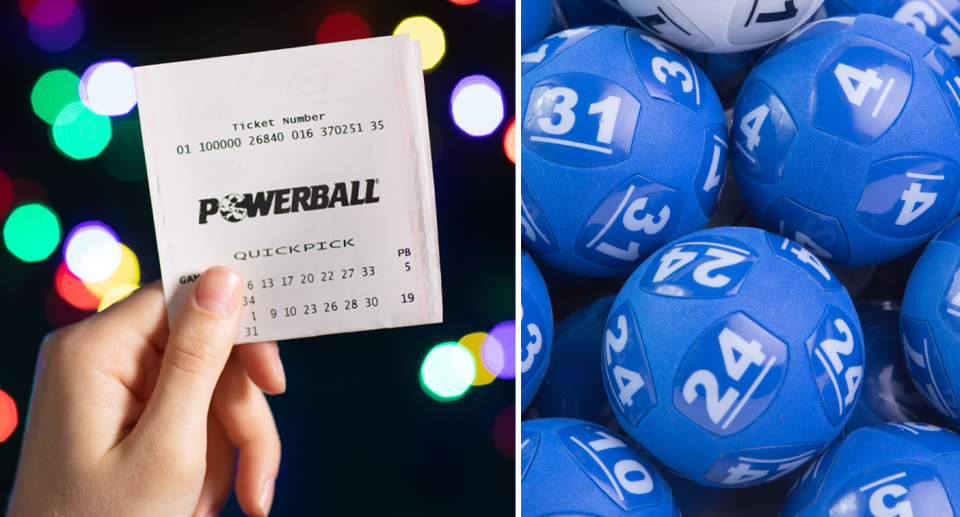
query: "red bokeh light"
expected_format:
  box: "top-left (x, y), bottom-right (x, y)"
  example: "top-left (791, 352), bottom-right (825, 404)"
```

top-left (0, 390), bottom-right (17, 443)
top-left (450, 0), bottom-right (480, 4)
top-left (503, 118), bottom-right (516, 164)
top-left (0, 171), bottom-right (13, 220)
top-left (492, 404), bottom-right (515, 458)
top-left (316, 12), bottom-right (371, 45)
top-left (25, 0), bottom-right (76, 27)
top-left (18, 0), bottom-right (43, 17)
top-left (12, 177), bottom-right (48, 205)
top-left (55, 262), bottom-right (101, 310)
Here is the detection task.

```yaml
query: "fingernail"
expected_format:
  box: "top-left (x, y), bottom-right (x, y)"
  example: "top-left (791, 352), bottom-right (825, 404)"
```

top-left (276, 354), bottom-right (287, 392)
top-left (259, 477), bottom-right (276, 516)
top-left (195, 267), bottom-right (240, 316)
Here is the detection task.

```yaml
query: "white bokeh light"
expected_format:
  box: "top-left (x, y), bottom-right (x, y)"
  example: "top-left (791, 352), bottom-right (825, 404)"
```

top-left (451, 75), bottom-right (504, 137)
top-left (65, 222), bottom-right (121, 282)
top-left (79, 61), bottom-right (137, 116)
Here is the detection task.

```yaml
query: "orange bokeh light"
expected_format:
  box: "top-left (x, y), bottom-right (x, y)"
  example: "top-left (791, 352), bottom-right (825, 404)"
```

top-left (0, 389), bottom-right (18, 443)
top-left (55, 261), bottom-right (100, 310)
top-left (503, 118), bottom-right (516, 164)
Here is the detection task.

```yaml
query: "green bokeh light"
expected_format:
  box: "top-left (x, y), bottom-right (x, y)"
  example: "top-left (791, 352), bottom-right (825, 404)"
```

top-left (420, 342), bottom-right (475, 401)
top-left (31, 70), bottom-right (81, 125)
top-left (3, 204), bottom-right (61, 262)
top-left (53, 102), bottom-right (112, 160)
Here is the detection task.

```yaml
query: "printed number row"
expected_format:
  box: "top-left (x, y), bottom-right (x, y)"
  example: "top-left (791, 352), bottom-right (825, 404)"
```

top-left (246, 267), bottom-right (375, 291)
top-left (175, 121), bottom-right (384, 155)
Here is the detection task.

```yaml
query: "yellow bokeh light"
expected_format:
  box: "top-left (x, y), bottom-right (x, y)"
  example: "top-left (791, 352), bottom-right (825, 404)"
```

top-left (459, 332), bottom-right (496, 386)
top-left (98, 284), bottom-right (138, 312)
top-left (84, 244), bottom-right (140, 298)
top-left (393, 16), bottom-right (445, 70)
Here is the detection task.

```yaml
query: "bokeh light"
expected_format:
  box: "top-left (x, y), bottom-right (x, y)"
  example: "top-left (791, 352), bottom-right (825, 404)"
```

top-left (53, 102), bottom-right (112, 159)
top-left (420, 342), bottom-right (475, 401)
top-left (26, 0), bottom-right (75, 26)
top-left (492, 405), bottom-right (515, 458)
top-left (451, 75), bottom-right (504, 136)
top-left (64, 221), bottom-right (121, 282)
top-left (0, 390), bottom-right (17, 443)
top-left (100, 117), bottom-right (148, 182)
top-left (54, 261), bottom-right (100, 310)
top-left (98, 284), bottom-right (138, 312)
top-left (3, 203), bottom-right (60, 262)
top-left (482, 320), bottom-right (516, 379)
top-left (31, 70), bottom-right (81, 124)
top-left (458, 332), bottom-right (497, 386)
top-left (316, 12), bottom-right (371, 44)
top-left (503, 118), bottom-right (516, 163)
top-left (450, 0), bottom-right (480, 4)
top-left (80, 61), bottom-right (137, 116)
top-left (28, 2), bottom-right (84, 53)
top-left (18, 0), bottom-right (43, 18)
top-left (394, 16), bottom-right (445, 70)
top-left (0, 171), bottom-right (13, 220)
top-left (84, 244), bottom-right (139, 297)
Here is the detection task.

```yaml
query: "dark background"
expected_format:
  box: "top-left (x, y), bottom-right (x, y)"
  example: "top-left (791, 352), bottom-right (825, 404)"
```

top-left (0, 1), bottom-right (516, 515)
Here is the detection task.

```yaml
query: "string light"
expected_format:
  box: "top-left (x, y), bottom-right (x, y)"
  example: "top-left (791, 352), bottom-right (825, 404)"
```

top-left (503, 118), bottom-right (516, 163)
top-left (31, 70), bottom-right (80, 124)
top-left (54, 262), bottom-right (100, 310)
top-left (64, 221), bottom-right (121, 282)
top-left (394, 16), bottom-right (445, 70)
top-left (451, 75), bottom-right (504, 136)
top-left (482, 320), bottom-right (516, 379)
top-left (3, 203), bottom-right (60, 262)
top-left (458, 332), bottom-right (497, 386)
top-left (53, 102), bottom-right (112, 160)
top-left (316, 12), bottom-right (371, 44)
top-left (420, 342), bottom-right (475, 401)
top-left (0, 390), bottom-right (17, 443)
top-left (80, 61), bottom-right (137, 116)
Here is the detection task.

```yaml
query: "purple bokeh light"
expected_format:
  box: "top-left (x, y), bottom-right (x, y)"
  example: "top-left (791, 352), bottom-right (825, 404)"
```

top-left (482, 320), bottom-right (516, 379)
top-left (28, 3), bottom-right (83, 53)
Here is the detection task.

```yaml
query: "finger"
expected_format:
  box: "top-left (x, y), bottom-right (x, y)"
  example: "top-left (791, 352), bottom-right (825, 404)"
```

top-left (235, 341), bottom-right (286, 395)
top-left (193, 410), bottom-right (236, 517)
top-left (64, 281), bottom-right (168, 401)
top-left (213, 352), bottom-right (281, 517)
top-left (135, 266), bottom-right (242, 454)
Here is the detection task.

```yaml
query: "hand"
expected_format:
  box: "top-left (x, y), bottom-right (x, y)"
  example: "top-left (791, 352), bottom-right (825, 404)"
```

top-left (8, 267), bottom-right (285, 517)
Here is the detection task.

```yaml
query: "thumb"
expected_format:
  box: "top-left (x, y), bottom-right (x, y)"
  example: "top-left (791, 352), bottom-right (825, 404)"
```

top-left (139, 266), bottom-right (242, 442)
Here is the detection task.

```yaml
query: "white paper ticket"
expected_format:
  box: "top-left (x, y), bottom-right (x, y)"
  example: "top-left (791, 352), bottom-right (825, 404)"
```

top-left (134, 35), bottom-right (442, 344)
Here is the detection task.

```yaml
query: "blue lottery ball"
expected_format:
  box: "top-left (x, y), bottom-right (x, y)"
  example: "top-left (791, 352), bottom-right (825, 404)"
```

top-left (731, 14), bottom-right (960, 267)
top-left (845, 300), bottom-right (942, 434)
top-left (521, 25), bottom-right (727, 278)
top-left (603, 226), bottom-right (863, 487)
top-left (824, 0), bottom-right (960, 66)
top-left (529, 295), bottom-right (622, 430)
top-left (522, 251), bottom-right (554, 411)
top-left (900, 218), bottom-right (960, 430)
top-left (522, 0), bottom-right (556, 51)
top-left (522, 417), bottom-right (680, 517)
top-left (781, 422), bottom-right (960, 517)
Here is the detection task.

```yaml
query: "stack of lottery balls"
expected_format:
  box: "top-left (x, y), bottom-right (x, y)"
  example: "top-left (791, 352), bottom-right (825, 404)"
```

top-left (520, 1), bottom-right (960, 516)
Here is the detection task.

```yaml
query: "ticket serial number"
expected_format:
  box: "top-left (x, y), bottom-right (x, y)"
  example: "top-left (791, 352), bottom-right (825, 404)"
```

top-left (174, 120), bottom-right (386, 155)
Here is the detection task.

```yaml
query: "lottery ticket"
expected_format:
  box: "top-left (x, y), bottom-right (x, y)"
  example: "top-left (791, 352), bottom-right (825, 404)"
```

top-left (134, 35), bottom-right (442, 343)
